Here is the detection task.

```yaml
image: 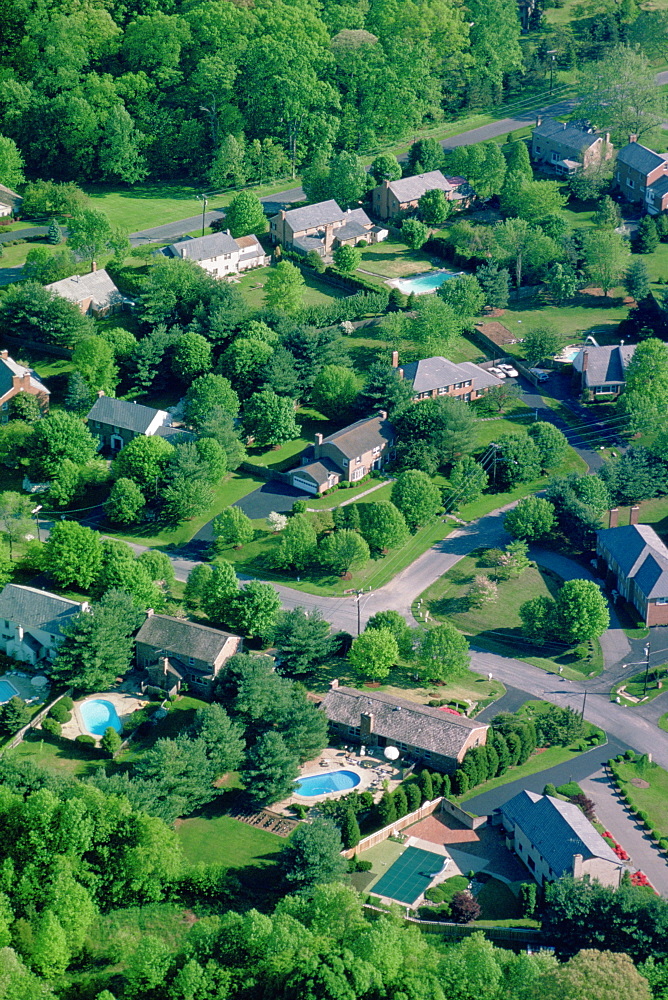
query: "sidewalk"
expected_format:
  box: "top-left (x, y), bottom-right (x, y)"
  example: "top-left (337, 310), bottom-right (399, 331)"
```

top-left (307, 478), bottom-right (394, 511)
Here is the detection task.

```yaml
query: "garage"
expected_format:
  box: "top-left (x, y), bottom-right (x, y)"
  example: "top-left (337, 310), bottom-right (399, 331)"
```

top-left (290, 475), bottom-right (319, 495)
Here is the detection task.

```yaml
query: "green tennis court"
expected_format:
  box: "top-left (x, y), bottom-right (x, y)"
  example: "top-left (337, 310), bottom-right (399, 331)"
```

top-left (371, 846), bottom-right (448, 904)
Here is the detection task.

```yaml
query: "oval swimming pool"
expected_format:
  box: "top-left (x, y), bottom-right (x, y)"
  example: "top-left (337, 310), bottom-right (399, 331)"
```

top-left (80, 698), bottom-right (122, 737)
top-left (294, 769), bottom-right (361, 797)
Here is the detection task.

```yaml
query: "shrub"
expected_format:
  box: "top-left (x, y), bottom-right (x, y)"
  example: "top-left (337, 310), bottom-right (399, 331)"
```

top-left (659, 839), bottom-right (668, 852)
top-left (41, 717), bottom-right (61, 737)
top-left (60, 696), bottom-right (73, 711)
top-left (638, 810), bottom-right (648, 822)
top-left (355, 859), bottom-right (373, 872)
top-left (450, 891), bottom-right (481, 923)
top-left (49, 702), bottom-right (72, 723)
top-left (625, 749), bottom-right (635, 760)
top-left (543, 783), bottom-right (557, 797)
top-left (555, 781), bottom-right (583, 798)
top-left (76, 734), bottom-right (96, 745)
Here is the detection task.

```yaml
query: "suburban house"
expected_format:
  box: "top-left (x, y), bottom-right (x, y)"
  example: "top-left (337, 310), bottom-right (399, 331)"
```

top-left (0, 350), bottom-right (50, 422)
top-left (162, 230), bottom-right (266, 277)
top-left (85, 392), bottom-right (190, 453)
top-left (615, 138), bottom-right (668, 213)
top-left (0, 584), bottom-right (86, 665)
top-left (371, 170), bottom-right (473, 221)
top-left (597, 520), bottom-right (668, 626)
top-left (497, 790), bottom-right (622, 888)
top-left (288, 412), bottom-right (395, 495)
top-left (320, 681), bottom-right (489, 773)
top-left (269, 200), bottom-right (387, 257)
top-left (45, 266), bottom-right (131, 317)
top-left (572, 344), bottom-right (636, 399)
top-left (531, 118), bottom-right (612, 175)
top-left (134, 611), bottom-right (243, 697)
top-left (392, 351), bottom-right (503, 402)
top-left (0, 184), bottom-right (22, 217)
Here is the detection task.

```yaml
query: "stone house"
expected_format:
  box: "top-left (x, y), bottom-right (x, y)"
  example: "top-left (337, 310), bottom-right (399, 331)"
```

top-left (497, 790), bottom-right (622, 888)
top-left (393, 351), bottom-right (503, 402)
top-left (163, 230), bottom-right (266, 277)
top-left (615, 139), bottom-right (668, 213)
top-left (597, 520), bottom-right (668, 626)
top-left (0, 584), bottom-right (86, 665)
top-left (85, 392), bottom-right (189, 453)
top-left (531, 118), bottom-right (612, 175)
top-left (269, 200), bottom-right (387, 257)
top-left (288, 412), bottom-right (395, 495)
top-left (371, 170), bottom-right (473, 221)
top-left (45, 265), bottom-right (132, 317)
top-left (319, 682), bottom-right (488, 773)
top-left (134, 611), bottom-right (243, 697)
top-left (0, 350), bottom-right (50, 422)
top-left (572, 344), bottom-right (636, 400)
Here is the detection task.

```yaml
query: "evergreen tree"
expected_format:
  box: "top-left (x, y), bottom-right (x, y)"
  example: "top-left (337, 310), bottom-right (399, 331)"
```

top-left (340, 807), bottom-right (361, 849)
top-left (101, 726), bottom-right (122, 757)
top-left (48, 218), bottom-right (62, 245)
top-left (475, 262), bottom-right (510, 309)
top-left (377, 791), bottom-right (397, 826)
top-left (636, 215), bottom-right (659, 253)
top-left (625, 258), bottom-right (650, 301)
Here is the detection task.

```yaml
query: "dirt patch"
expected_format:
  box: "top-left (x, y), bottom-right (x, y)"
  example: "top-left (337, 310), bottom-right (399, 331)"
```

top-left (408, 813), bottom-right (479, 846)
top-left (631, 778), bottom-right (650, 788)
top-left (474, 321), bottom-right (516, 346)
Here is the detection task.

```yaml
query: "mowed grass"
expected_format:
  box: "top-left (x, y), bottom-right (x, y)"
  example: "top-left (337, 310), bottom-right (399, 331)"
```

top-left (7, 732), bottom-right (106, 778)
top-left (231, 266), bottom-right (346, 311)
top-left (485, 295), bottom-right (629, 353)
top-left (613, 757), bottom-right (668, 836)
top-left (246, 407), bottom-right (334, 471)
top-left (177, 812), bottom-right (287, 868)
top-left (358, 238), bottom-right (439, 278)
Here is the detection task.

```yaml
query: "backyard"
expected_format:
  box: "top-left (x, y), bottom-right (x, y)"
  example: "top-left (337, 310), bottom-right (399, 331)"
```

top-left (177, 810), bottom-right (288, 868)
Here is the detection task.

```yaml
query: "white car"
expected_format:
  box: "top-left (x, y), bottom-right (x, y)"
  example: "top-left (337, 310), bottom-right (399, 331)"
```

top-left (489, 366), bottom-right (507, 378)
top-left (529, 368), bottom-right (550, 382)
top-left (498, 363), bottom-right (519, 377)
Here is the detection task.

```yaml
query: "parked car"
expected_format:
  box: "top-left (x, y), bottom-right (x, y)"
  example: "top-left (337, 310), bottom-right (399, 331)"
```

top-left (489, 366), bottom-right (507, 378)
top-left (499, 363), bottom-right (519, 377)
top-left (529, 368), bottom-right (550, 382)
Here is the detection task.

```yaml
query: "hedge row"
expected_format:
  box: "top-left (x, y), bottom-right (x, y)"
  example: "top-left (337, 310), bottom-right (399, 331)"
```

top-left (608, 754), bottom-right (668, 854)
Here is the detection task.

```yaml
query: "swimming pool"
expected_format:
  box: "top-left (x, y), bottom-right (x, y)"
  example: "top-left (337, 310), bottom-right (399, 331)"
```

top-left (392, 270), bottom-right (459, 295)
top-left (0, 679), bottom-right (18, 704)
top-left (556, 346), bottom-right (581, 363)
top-left (79, 698), bottom-right (122, 737)
top-left (294, 769), bottom-right (361, 797)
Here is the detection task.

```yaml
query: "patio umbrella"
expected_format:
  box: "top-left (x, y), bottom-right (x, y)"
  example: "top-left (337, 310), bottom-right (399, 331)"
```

top-left (384, 746), bottom-right (400, 761)
top-left (31, 676), bottom-right (48, 687)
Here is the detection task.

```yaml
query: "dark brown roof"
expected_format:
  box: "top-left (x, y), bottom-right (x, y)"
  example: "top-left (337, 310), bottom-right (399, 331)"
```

top-left (320, 685), bottom-right (487, 758)
top-left (135, 613), bottom-right (239, 664)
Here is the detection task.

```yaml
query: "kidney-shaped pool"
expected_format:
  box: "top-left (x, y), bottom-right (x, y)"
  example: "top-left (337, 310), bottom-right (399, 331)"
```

top-left (294, 769), bottom-right (361, 797)
top-left (80, 698), bottom-right (122, 737)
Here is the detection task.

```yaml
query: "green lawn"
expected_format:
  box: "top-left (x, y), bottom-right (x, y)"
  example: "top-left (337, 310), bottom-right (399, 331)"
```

top-left (120, 696), bottom-right (207, 764)
top-left (358, 238), bottom-right (438, 279)
top-left (476, 877), bottom-right (523, 921)
top-left (246, 408), bottom-right (333, 472)
top-left (612, 756), bottom-right (668, 838)
top-left (7, 732), bottom-right (106, 778)
top-left (233, 266), bottom-right (346, 311)
top-left (177, 811), bottom-right (288, 868)
top-left (305, 480), bottom-right (394, 511)
top-left (612, 665), bottom-right (668, 707)
top-left (492, 295), bottom-right (629, 353)
top-left (659, 713), bottom-right (668, 733)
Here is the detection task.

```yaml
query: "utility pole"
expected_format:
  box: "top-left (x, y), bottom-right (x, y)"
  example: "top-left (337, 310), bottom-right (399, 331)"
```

top-left (581, 690), bottom-right (587, 720)
top-left (197, 194), bottom-right (208, 237)
top-left (353, 588), bottom-right (372, 635)
top-left (547, 50), bottom-right (557, 95)
top-left (642, 641), bottom-right (652, 697)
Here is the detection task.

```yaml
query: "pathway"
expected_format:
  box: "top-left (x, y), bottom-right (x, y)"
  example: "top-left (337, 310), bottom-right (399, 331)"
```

top-left (306, 478), bottom-right (394, 511)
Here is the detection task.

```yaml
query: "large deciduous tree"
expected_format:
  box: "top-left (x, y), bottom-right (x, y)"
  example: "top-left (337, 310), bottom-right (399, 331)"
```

top-left (357, 501), bottom-right (409, 551)
top-left (184, 374), bottom-right (240, 428)
top-left (264, 261), bottom-right (306, 314)
top-left (581, 227), bottom-right (630, 296)
top-left (281, 818), bottom-right (347, 890)
top-left (415, 623), bottom-right (469, 682)
top-left (243, 390), bottom-right (299, 447)
top-left (224, 190), bottom-right (267, 238)
top-left (504, 496), bottom-right (557, 541)
top-left (391, 470), bottom-right (441, 531)
top-left (319, 529), bottom-right (370, 575)
top-left (349, 627), bottom-right (399, 681)
top-left (42, 521), bottom-right (103, 590)
top-left (576, 44), bottom-right (666, 143)
top-left (111, 435), bottom-right (174, 493)
top-left (67, 208), bottom-right (127, 270)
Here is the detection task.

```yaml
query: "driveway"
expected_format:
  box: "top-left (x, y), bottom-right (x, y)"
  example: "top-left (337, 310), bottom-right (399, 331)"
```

top-left (234, 481), bottom-right (308, 519)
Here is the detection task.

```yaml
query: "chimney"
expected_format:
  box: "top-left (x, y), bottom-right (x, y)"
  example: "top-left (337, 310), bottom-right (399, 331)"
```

top-left (383, 179), bottom-right (390, 189)
top-left (360, 712), bottom-right (374, 739)
top-left (330, 678), bottom-right (339, 689)
top-left (226, 229), bottom-right (231, 236)
top-left (159, 655), bottom-right (170, 677)
top-left (379, 410), bottom-right (387, 420)
top-left (0, 350), bottom-right (7, 360)
top-left (391, 350), bottom-right (399, 368)
top-left (314, 432), bottom-right (323, 458)
top-left (536, 116), bottom-right (542, 127)
top-left (91, 260), bottom-right (97, 273)
top-left (609, 507), bottom-right (619, 529)
top-left (605, 132), bottom-right (610, 145)
top-left (96, 389), bottom-right (105, 398)
top-left (629, 134), bottom-right (638, 144)
top-left (582, 350), bottom-right (588, 371)
top-left (12, 373), bottom-right (30, 391)
top-left (398, 367), bottom-right (404, 380)
top-left (16, 625), bottom-right (23, 643)
top-left (630, 505), bottom-right (640, 525)
top-left (146, 608), bottom-right (154, 617)
top-left (572, 853), bottom-right (584, 879)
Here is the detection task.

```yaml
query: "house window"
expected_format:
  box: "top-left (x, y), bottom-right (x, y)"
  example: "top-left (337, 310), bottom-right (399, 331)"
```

top-left (113, 426), bottom-right (120, 434)
top-left (438, 386), bottom-right (447, 395)
top-left (656, 598), bottom-right (668, 605)
top-left (551, 152), bottom-right (559, 162)
top-left (349, 726), bottom-right (360, 735)
top-left (527, 855), bottom-right (536, 870)
top-left (627, 178), bottom-right (634, 188)
top-left (355, 456), bottom-right (361, 465)
top-left (188, 656), bottom-right (195, 665)
top-left (351, 468), bottom-right (365, 481)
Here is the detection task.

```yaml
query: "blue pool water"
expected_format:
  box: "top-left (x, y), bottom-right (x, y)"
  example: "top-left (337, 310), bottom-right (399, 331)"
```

top-left (393, 270), bottom-right (459, 295)
top-left (80, 698), bottom-right (122, 736)
top-left (0, 680), bottom-right (18, 704)
top-left (558, 347), bottom-right (581, 363)
top-left (295, 769), bottom-right (361, 797)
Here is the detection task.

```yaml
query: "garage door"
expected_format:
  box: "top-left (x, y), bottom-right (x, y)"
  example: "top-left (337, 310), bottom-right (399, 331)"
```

top-left (291, 476), bottom-right (319, 495)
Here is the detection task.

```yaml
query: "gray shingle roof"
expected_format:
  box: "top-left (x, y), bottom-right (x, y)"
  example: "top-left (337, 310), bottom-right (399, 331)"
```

top-left (572, 345), bottom-right (635, 388)
top-left (45, 269), bottom-right (125, 309)
top-left (323, 414), bottom-right (395, 460)
top-left (135, 613), bottom-right (239, 664)
top-left (86, 396), bottom-right (167, 435)
top-left (400, 356), bottom-right (502, 394)
top-left (617, 142), bottom-right (667, 175)
top-left (320, 685), bottom-right (487, 758)
top-left (167, 231), bottom-right (239, 261)
top-left (292, 458), bottom-right (341, 486)
top-left (458, 361), bottom-right (504, 390)
top-left (598, 524), bottom-right (668, 599)
top-left (387, 170), bottom-right (453, 203)
top-left (0, 355), bottom-right (49, 399)
top-left (335, 220), bottom-right (368, 241)
top-left (279, 199), bottom-right (345, 232)
top-left (500, 790), bottom-right (620, 877)
top-left (0, 585), bottom-right (82, 635)
top-left (0, 184), bottom-right (22, 210)
top-left (648, 176), bottom-right (668, 199)
top-left (533, 118), bottom-right (602, 154)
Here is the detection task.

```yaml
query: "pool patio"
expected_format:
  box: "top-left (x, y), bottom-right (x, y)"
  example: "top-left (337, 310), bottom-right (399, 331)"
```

top-left (1, 670), bottom-right (50, 707)
top-left (61, 690), bottom-right (150, 742)
top-left (276, 746), bottom-right (403, 813)
top-left (386, 268), bottom-right (463, 296)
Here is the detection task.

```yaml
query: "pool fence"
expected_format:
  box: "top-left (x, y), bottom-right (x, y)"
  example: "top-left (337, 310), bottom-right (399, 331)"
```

top-left (343, 796), bottom-right (488, 859)
top-left (2, 687), bottom-right (73, 753)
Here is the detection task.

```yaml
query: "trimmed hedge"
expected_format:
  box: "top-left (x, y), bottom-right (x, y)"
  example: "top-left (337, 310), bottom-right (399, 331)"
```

top-left (41, 718), bottom-right (61, 737)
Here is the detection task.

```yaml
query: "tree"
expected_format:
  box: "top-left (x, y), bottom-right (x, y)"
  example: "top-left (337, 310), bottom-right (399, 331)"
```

top-left (622, 339), bottom-right (668, 433)
top-left (221, 337), bottom-right (274, 398)
top-left (23, 246), bottom-right (77, 284)
top-left (48, 219), bottom-right (62, 245)
top-left (0, 134), bottom-right (25, 190)
top-left (357, 501), bottom-right (409, 551)
top-left (636, 215), bottom-right (659, 254)
top-left (582, 227), bottom-right (630, 296)
top-left (67, 208), bottom-right (125, 270)
top-left (28, 410), bottom-right (97, 478)
top-left (184, 374), bottom-right (239, 428)
top-left (274, 607), bottom-right (335, 676)
top-left (391, 470), bottom-right (441, 531)
top-left (419, 189), bottom-right (450, 226)
top-left (527, 421), bottom-right (568, 469)
top-left (576, 44), bottom-right (665, 143)
top-left (416, 624), bottom-right (469, 682)
top-left (137, 551), bottom-right (175, 590)
top-left (51, 590), bottom-right (140, 691)
top-left (448, 456), bottom-right (489, 505)
top-left (494, 434), bottom-right (542, 488)
top-left (72, 336), bottom-right (118, 395)
top-left (504, 497), bottom-right (557, 540)
top-left (522, 326), bottom-right (561, 368)
top-left (243, 390), bottom-right (299, 447)
top-left (29, 910), bottom-right (70, 978)
top-left (184, 564), bottom-right (214, 612)
top-left (493, 217), bottom-right (559, 287)
top-left (349, 628), bottom-right (398, 681)
top-left (111, 435), bottom-right (174, 494)
top-left (104, 478), bottom-right (145, 525)
top-left (357, 363), bottom-right (415, 415)
top-left (224, 190), bottom-right (267, 239)
top-left (196, 438), bottom-right (228, 484)
top-left (447, 142), bottom-right (508, 200)
top-left (332, 244), bottom-right (361, 275)
top-left (227, 581), bottom-right (281, 641)
top-left (319, 529), bottom-right (370, 576)
top-left (0, 492), bottom-right (34, 560)
top-left (213, 507), bottom-right (254, 548)
top-left (264, 261), bottom-right (305, 314)
top-left (406, 138), bottom-right (444, 175)
top-left (401, 218), bottom-right (429, 249)
top-left (370, 153), bottom-right (402, 183)
top-left (340, 807), bottom-right (361, 849)
top-left (64, 373), bottom-right (93, 415)
top-left (281, 818), bottom-right (347, 890)
top-left (405, 296), bottom-right (463, 356)
top-left (328, 151), bottom-right (369, 206)
top-left (450, 892), bottom-right (482, 924)
top-left (0, 282), bottom-right (95, 347)
top-left (476, 263), bottom-right (510, 309)
top-left (171, 333), bottom-right (212, 382)
top-left (163, 475), bottom-right (214, 524)
top-left (241, 731), bottom-right (300, 805)
top-left (311, 365), bottom-right (359, 419)
top-left (9, 392), bottom-right (42, 424)
top-left (545, 263), bottom-right (579, 305)
top-left (101, 727), bottom-right (122, 757)
top-left (594, 196), bottom-right (621, 230)
top-left (541, 950), bottom-right (651, 1000)
top-left (42, 521), bottom-right (102, 589)
top-left (209, 134), bottom-right (247, 188)
top-left (192, 703), bottom-right (245, 775)
top-left (0, 696), bottom-right (31, 736)
top-left (273, 514), bottom-right (317, 571)
top-left (625, 259), bottom-right (651, 302)
top-left (467, 574), bottom-right (498, 608)
top-left (501, 178), bottom-right (567, 225)
top-left (555, 579), bottom-right (609, 644)
top-left (504, 139), bottom-right (533, 182)
top-left (438, 274), bottom-right (485, 317)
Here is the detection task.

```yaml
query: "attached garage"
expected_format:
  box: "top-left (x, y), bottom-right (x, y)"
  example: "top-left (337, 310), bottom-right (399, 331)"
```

top-left (291, 475), bottom-right (319, 495)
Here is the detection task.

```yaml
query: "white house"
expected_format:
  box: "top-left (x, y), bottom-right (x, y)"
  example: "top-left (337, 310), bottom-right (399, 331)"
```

top-left (163, 231), bottom-right (267, 278)
top-left (0, 585), bottom-right (86, 665)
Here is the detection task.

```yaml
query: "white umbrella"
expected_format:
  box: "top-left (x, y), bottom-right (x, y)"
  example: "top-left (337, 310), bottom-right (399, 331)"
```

top-left (384, 746), bottom-right (400, 761)
top-left (31, 676), bottom-right (48, 687)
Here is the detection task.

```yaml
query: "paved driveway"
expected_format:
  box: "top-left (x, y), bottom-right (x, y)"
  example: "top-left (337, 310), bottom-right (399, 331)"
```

top-left (234, 481), bottom-right (308, 519)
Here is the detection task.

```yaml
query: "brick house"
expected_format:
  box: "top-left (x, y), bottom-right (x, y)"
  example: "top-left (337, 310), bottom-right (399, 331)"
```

top-left (134, 611), bottom-right (243, 697)
top-left (0, 350), bottom-right (50, 422)
top-left (45, 265), bottom-right (132, 317)
top-left (163, 230), bottom-right (266, 277)
top-left (85, 393), bottom-right (190, 453)
top-left (615, 139), bottom-right (668, 213)
top-left (531, 118), bottom-right (612, 175)
top-left (572, 344), bottom-right (636, 400)
top-left (371, 170), bottom-right (473, 221)
top-left (497, 791), bottom-right (622, 888)
top-left (319, 681), bottom-right (488, 774)
top-left (393, 351), bottom-right (503, 402)
top-left (269, 200), bottom-right (387, 257)
top-left (597, 520), bottom-right (668, 626)
top-left (288, 412), bottom-right (395, 495)
top-left (0, 584), bottom-right (86, 665)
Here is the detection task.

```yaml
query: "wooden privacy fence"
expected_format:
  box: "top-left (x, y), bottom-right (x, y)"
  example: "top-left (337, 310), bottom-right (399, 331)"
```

top-left (342, 797), bottom-right (444, 858)
top-left (2, 687), bottom-right (73, 753)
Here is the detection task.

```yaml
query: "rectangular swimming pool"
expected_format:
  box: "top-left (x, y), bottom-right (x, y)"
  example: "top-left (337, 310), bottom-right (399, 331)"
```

top-left (0, 679), bottom-right (19, 704)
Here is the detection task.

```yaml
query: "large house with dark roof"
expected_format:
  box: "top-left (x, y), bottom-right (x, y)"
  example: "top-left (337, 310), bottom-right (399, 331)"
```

top-left (85, 392), bottom-right (189, 453)
top-left (288, 412), bottom-right (395, 495)
top-left (320, 682), bottom-right (488, 773)
top-left (597, 522), bottom-right (668, 626)
top-left (498, 790), bottom-right (622, 887)
top-left (531, 118), bottom-right (612, 175)
top-left (0, 584), bottom-right (86, 665)
top-left (135, 612), bottom-right (243, 697)
top-left (372, 170), bottom-right (473, 221)
top-left (0, 350), bottom-right (50, 422)
top-left (615, 139), bottom-right (668, 212)
top-left (163, 230), bottom-right (266, 277)
top-left (392, 351), bottom-right (503, 402)
top-left (572, 343), bottom-right (636, 399)
top-left (269, 200), bottom-right (387, 257)
top-left (45, 266), bottom-right (132, 317)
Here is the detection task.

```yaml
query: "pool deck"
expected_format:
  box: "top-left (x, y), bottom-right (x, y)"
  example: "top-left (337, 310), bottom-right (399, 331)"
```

top-left (62, 690), bottom-right (149, 742)
top-left (274, 746), bottom-right (403, 814)
top-left (0, 671), bottom-right (49, 706)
